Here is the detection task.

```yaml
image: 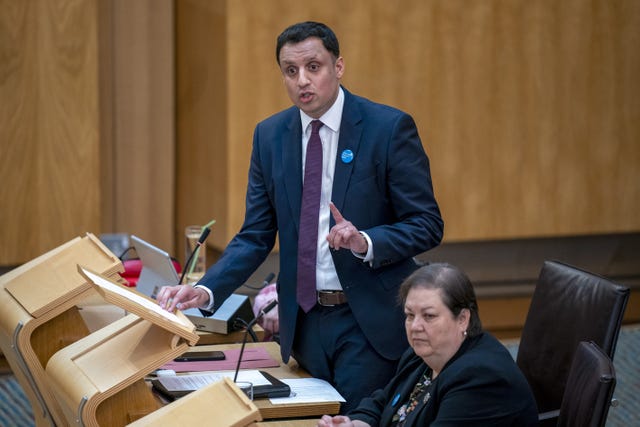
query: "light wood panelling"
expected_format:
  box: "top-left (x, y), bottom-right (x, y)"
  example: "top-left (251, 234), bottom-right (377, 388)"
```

top-left (2, 0), bottom-right (639, 264)
top-left (178, 0), bottom-right (640, 251)
top-left (0, 0), bottom-right (101, 264)
top-left (175, 0), bottom-right (229, 255)
top-left (108, 0), bottom-right (175, 251)
top-left (0, 0), bottom-right (175, 265)
top-left (335, 0), bottom-right (640, 240)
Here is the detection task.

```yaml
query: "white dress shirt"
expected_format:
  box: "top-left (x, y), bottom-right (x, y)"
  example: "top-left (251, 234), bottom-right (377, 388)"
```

top-left (198, 87), bottom-right (374, 309)
top-left (300, 88), bottom-right (373, 291)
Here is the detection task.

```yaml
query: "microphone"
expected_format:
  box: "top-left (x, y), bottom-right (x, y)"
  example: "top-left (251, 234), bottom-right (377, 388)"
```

top-left (179, 227), bottom-right (211, 285)
top-left (262, 272), bottom-right (276, 288)
top-left (233, 299), bottom-right (278, 382)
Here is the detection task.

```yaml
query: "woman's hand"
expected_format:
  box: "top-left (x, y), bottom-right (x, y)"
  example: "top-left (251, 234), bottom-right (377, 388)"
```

top-left (317, 414), bottom-right (370, 427)
top-left (253, 283), bottom-right (279, 336)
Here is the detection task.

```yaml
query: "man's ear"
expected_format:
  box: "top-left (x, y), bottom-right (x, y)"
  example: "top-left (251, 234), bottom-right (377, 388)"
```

top-left (335, 56), bottom-right (345, 79)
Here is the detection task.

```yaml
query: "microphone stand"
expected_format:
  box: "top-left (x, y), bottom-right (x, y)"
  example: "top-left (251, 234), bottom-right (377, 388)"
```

top-left (233, 299), bottom-right (278, 382)
top-left (179, 227), bottom-right (211, 285)
top-left (234, 272), bottom-right (277, 339)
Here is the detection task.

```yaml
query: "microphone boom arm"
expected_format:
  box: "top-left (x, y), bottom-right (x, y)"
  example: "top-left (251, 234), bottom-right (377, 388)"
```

top-left (233, 299), bottom-right (278, 382)
top-left (179, 227), bottom-right (211, 285)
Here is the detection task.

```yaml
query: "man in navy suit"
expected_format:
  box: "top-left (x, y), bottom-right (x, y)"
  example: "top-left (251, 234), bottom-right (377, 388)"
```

top-left (158, 21), bottom-right (444, 413)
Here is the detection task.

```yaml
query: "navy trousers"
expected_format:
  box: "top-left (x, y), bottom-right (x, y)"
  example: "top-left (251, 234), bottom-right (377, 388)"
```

top-left (292, 303), bottom-right (400, 414)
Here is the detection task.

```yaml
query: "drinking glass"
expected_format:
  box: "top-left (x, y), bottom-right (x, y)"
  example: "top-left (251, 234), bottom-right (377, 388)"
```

top-left (184, 225), bottom-right (206, 284)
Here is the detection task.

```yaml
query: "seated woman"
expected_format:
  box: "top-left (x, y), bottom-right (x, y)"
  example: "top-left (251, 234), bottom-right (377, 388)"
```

top-left (318, 263), bottom-right (538, 427)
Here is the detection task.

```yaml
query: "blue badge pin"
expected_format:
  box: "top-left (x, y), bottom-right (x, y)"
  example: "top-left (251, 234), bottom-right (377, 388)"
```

top-left (341, 149), bottom-right (354, 164)
top-left (391, 393), bottom-right (401, 407)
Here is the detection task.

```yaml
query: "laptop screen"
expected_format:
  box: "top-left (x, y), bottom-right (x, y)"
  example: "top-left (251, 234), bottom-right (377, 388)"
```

top-left (130, 235), bottom-right (180, 299)
top-left (129, 235), bottom-right (256, 333)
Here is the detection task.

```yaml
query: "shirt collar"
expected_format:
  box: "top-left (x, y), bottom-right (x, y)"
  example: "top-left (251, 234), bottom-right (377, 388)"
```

top-left (300, 87), bottom-right (344, 134)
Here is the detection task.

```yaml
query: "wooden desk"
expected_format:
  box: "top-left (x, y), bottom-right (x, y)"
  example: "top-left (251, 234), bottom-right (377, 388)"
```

top-left (177, 341), bottom-right (340, 420)
top-left (196, 325), bottom-right (265, 345)
top-left (251, 420), bottom-right (318, 427)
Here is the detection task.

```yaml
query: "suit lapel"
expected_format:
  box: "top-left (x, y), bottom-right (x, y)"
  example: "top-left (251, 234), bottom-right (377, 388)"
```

top-left (282, 113), bottom-right (304, 231)
top-left (282, 89), bottom-right (363, 231)
top-left (404, 374), bottom-right (435, 427)
top-left (331, 89), bottom-right (363, 223)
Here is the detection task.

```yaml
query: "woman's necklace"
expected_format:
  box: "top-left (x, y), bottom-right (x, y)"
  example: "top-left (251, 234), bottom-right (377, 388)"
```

top-left (392, 367), bottom-right (433, 426)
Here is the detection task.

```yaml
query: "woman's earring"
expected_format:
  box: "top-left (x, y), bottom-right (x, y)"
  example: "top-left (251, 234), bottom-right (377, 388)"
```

top-left (463, 330), bottom-right (468, 337)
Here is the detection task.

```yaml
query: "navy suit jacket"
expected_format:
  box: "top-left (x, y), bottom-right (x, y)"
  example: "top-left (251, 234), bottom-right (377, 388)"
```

top-left (349, 333), bottom-right (539, 427)
top-left (198, 87), bottom-right (444, 362)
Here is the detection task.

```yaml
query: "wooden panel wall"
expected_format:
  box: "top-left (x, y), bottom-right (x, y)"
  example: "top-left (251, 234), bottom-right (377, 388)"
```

top-left (0, 0), bottom-right (175, 265)
top-left (175, 0), bottom-right (229, 254)
top-left (0, 0), bottom-right (101, 264)
top-left (2, 0), bottom-right (639, 265)
top-left (176, 0), bottom-right (639, 251)
top-left (105, 0), bottom-right (175, 251)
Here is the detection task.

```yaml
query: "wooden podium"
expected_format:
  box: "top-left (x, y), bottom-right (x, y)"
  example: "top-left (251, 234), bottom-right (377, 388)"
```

top-left (0, 234), bottom-right (261, 427)
top-left (0, 233), bottom-right (124, 427)
top-left (43, 266), bottom-right (200, 426)
top-left (129, 377), bottom-right (261, 427)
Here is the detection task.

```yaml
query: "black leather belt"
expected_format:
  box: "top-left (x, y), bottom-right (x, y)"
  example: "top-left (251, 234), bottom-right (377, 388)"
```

top-left (317, 290), bottom-right (348, 306)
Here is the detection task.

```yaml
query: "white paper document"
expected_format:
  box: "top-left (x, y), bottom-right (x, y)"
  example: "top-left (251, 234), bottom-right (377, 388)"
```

top-left (269, 378), bottom-right (345, 404)
top-left (157, 370), bottom-right (272, 391)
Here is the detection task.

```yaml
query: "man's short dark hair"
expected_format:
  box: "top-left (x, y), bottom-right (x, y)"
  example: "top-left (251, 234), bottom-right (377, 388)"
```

top-left (276, 21), bottom-right (340, 64)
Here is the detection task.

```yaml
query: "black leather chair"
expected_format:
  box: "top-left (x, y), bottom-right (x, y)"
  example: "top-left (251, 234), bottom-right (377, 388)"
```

top-left (557, 341), bottom-right (617, 427)
top-left (516, 260), bottom-right (629, 426)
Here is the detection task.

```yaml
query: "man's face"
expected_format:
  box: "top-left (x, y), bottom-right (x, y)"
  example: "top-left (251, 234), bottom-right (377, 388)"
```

top-left (278, 37), bottom-right (344, 119)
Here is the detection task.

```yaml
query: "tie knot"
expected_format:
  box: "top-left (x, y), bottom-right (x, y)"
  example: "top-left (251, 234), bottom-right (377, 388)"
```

top-left (310, 120), bottom-right (323, 135)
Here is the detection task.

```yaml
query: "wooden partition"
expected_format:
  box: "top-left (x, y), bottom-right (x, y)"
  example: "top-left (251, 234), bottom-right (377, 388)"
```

top-left (176, 0), bottom-right (640, 253)
top-left (1, 0), bottom-right (638, 266)
top-left (0, 0), bottom-right (102, 264)
top-left (0, 0), bottom-right (175, 266)
top-left (102, 0), bottom-right (176, 251)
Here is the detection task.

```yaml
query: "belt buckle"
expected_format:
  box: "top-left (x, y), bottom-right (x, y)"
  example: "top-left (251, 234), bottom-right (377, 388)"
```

top-left (317, 290), bottom-right (345, 306)
top-left (317, 291), bottom-right (335, 307)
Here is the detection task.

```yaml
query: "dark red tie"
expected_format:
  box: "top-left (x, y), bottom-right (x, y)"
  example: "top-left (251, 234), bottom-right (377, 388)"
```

top-left (296, 120), bottom-right (323, 312)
